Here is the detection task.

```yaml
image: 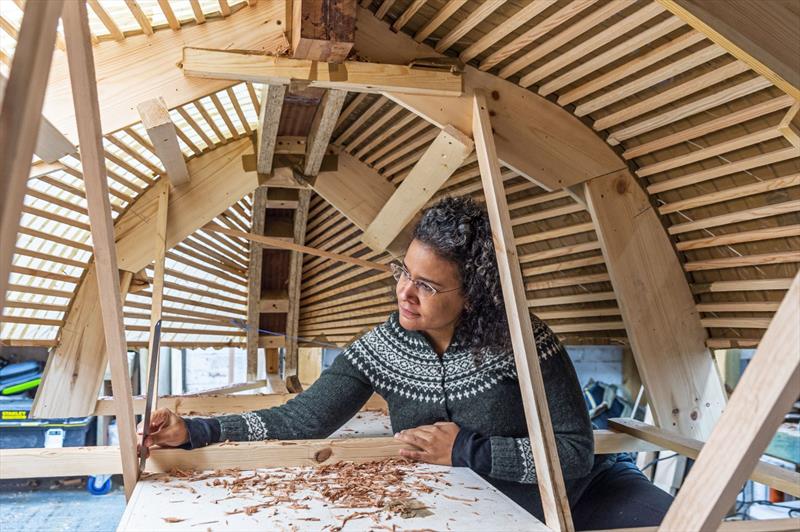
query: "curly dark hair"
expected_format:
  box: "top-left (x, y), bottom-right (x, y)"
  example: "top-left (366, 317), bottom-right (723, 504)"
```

top-left (412, 196), bottom-right (512, 358)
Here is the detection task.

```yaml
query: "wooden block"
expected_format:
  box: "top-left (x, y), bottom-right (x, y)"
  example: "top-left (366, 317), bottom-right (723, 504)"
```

top-left (137, 97), bottom-right (189, 186)
top-left (292, 0), bottom-right (356, 63)
top-left (298, 347), bottom-right (323, 387)
top-left (256, 84), bottom-right (286, 174)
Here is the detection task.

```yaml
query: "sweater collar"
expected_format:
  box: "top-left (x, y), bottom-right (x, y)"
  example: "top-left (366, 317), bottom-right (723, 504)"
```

top-left (389, 312), bottom-right (468, 360)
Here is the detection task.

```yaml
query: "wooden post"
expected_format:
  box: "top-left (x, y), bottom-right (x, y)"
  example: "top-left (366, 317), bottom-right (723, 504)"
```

top-left (303, 89), bottom-right (347, 177)
top-left (660, 272), bottom-right (800, 530)
top-left (472, 89), bottom-right (573, 531)
top-left (246, 187), bottom-right (268, 380)
top-left (61, 0), bottom-right (138, 499)
top-left (291, 0), bottom-right (356, 63)
top-left (584, 169), bottom-right (726, 440)
top-left (256, 85), bottom-right (287, 174)
top-left (0, 0), bottom-right (63, 310)
top-left (148, 180), bottom-right (169, 407)
top-left (283, 189), bottom-right (310, 377)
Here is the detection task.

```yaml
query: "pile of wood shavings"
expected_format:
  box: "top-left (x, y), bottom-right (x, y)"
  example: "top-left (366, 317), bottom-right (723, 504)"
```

top-left (161, 458), bottom-right (449, 530)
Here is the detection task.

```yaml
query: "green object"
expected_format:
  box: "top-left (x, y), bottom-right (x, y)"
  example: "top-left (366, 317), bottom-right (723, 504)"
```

top-left (765, 425), bottom-right (800, 465)
top-left (1, 378), bottom-right (41, 395)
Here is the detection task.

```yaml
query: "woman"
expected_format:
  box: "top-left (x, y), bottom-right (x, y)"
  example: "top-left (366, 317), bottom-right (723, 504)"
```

top-left (139, 196), bottom-right (672, 529)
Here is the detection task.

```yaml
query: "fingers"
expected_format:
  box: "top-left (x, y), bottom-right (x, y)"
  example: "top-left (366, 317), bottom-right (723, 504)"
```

top-left (394, 429), bottom-right (432, 447)
top-left (398, 448), bottom-right (429, 462)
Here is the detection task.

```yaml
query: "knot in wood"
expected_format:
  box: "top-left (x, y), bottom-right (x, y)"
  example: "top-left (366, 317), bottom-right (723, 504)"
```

top-left (614, 177), bottom-right (629, 195)
top-left (314, 448), bottom-right (332, 463)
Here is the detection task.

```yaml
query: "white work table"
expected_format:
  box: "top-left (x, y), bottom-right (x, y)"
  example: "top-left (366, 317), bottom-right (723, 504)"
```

top-left (117, 411), bottom-right (547, 531)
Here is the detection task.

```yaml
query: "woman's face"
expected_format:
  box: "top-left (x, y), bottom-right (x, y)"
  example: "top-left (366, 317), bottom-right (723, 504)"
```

top-left (396, 239), bottom-right (466, 336)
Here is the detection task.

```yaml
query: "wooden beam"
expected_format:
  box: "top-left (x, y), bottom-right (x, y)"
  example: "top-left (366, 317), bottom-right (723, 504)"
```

top-left (609, 418), bottom-right (800, 497)
top-left (32, 140), bottom-right (260, 419)
top-left (256, 84), bottom-right (287, 174)
top-left (246, 186), bottom-right (267, 380)
top-left (137, 98), bottom-right (189, 186)
top-left (353, 6), bottom-right (626, 191)
top-left (303, 89), bottom-right (347, 176)
top-left (473, 90), bottom-right (573, 531)
top-left (657, 0), bottom-right (800, 100)
top-left (181, 48), bottom-right (463, 97)
top-left (291, 0), bottom-right (356, 62)
top-left (661, 272), bottom-right (800, 530)
top-left (284, 190), bottom-right (311, 377)
top-left (584, 170), bottom-right (726, 440)
top-left (0, 429), bottom-right (665, 480)
top-left (204, 223), bottom-right (390, 273)
top-left (61, 0), bottom-right (138, 499)
top-left (0, 0), bottom-right (63, 311)
top-left (362, 125), bottom-right (473, 252)
top-left (147, 180), bottom-right (169, 407)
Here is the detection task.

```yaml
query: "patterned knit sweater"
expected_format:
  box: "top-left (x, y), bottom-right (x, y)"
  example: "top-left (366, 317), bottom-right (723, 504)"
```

top-left (183, 312), bottom-right (616, 513)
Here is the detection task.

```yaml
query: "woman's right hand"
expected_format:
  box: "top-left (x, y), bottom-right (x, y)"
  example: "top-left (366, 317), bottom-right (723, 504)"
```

top-left (137, 407), bottom-right (189, 458)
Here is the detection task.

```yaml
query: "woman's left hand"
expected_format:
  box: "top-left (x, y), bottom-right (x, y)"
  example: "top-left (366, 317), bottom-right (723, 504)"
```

top-left (395, 422), bottom-right (460, 466)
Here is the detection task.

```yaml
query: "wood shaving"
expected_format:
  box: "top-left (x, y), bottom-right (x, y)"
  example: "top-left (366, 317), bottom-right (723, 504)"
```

top-left (161, 517), bottom-right (186, 523)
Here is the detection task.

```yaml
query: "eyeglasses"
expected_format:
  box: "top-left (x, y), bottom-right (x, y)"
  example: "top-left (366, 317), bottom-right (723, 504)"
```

top-left (390, 262), bottom-right (460, 299)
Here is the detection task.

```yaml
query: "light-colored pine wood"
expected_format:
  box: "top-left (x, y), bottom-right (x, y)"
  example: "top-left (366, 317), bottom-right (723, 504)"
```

top-left (392, 0), bottom-right (427, 32)
top-left (434, 0), bottom-right (506, 53)
top-left (414, 0), bottom-right (467, 43)
top-left (256, 84), bottom-right (286, 174)
top-left (137, 97), bottom-right (190, 186)
top-left (584, 170), bottom-right (726, 440)
top-left (479, 0), bottom-right (595, 72)
top-left (124, 0), bottom-right (153, 35)
top-left (363, 125), bottom-right (473, 252)
top-left (303, 89), bottom-right (347, 176)
top-left (473, 90), bottom-right (573, 531)
top-left (61, 0), bottom-right (138, 499)
top-left (354, 8), bottom-right (626, 190)
top-left (608, 76), bottom-right (773, 145)
top-left (146, 180), bottom-right (169, 408)
top-left (661, 272), bottom-right (800, 529)
top-left (668, 198), bottom-right (800, 235)
top-left (676, 224), bottom-right (800, 252)
top-left (182, 48), bottom-right (463, 97)
top-left (657, 0), bottom-right (800, 100)
top-left (375, 0), bottom-right (396, 19)
top-left (157, 0), bottom-right (180, 30)
top-left (0, 0), bottom-right (63, 312)
top-left (659, 173), bottom-right (800, 214)
top-left (518, 2), bottom-right (662, 87)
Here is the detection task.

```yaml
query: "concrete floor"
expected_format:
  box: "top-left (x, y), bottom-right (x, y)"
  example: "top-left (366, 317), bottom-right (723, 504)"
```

top-left (0, 480), bottom-right (125, 532)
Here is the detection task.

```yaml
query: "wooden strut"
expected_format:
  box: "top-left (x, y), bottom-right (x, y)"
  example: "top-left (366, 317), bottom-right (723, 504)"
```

top-left (203, 222), bottom-right (391, 273)
top-left (473, 89), bottom-right (573, 531)
top-left (659, 271), bottom-right (800, 530)
top-left (61, 0), bottom-right (138, 500)
top-left (0, 0), bottom-right (64, 310)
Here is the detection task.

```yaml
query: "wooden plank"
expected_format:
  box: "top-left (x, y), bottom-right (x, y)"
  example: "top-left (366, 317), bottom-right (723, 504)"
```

top-left (284, 189), bottom-right (311, 377)
top-left (660, 273), bottom-right (800, 529)
top-left (182, 48), bottom-right (463, 97)
top-left (354, 7), bottom-right (626, 190)
top-left (609, 418), bottom-right (800, 497)
top-left (0, 428), bottom-right (660, 479)
top-left (414, 0), bottom-right (468, 43)
top-left (137, 97), bottom-right (190, 186)
top-left (434, 0), bottom-right (506, 53)
top-left (473, 90), bottom-right (573, 531)
top-left (87, 0), bottom-right (123, 40)
top-left (291, 0), bottom-right (356, 63)
top-left (61, 0), bottom-right (138, 499)
top-left (657, 0), bottom-right (800, 100)
top-left (204, 223), bottom-right (390, 273)
top-left (584, 169), bottom-right (726, 440)
top-left (246, 187), bottom-right (267, 380)
top-left (32, 140), bottom-right (260, 419)
top-left (147, 180), bottom-right (169, 407)
top-left (392, 0), bottom-right (427, 32)
top-left (256, 84), bottom-right (287, 174)
top-left (362, 125), bottom-right (473, 252)
top-left (303, 89), bottom-right (347, 176)
top-left (0, 0), bottom-right (63, 311)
